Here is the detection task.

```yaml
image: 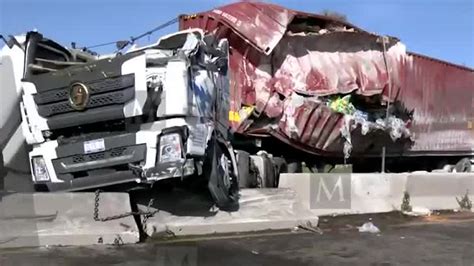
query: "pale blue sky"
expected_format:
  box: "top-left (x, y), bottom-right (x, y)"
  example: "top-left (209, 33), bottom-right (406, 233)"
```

top-left (1, 0), bottom-right (473, 67)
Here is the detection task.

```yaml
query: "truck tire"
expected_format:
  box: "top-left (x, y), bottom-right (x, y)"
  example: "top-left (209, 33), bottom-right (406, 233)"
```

top-left (237, 151), bottom-right (257, 188)
top-left (272, 157), bottom-right (287, 187)
top-left (263, 155), bottom-right (277, 188)
top-left (204, 138), bottom-right (239, 210)
top-left (454, 158), bottom-right (472, 173)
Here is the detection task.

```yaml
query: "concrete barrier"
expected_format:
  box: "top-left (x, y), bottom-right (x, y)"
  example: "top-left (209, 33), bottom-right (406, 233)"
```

top-left (407, 173), bottom-right (474, 210)
top-left (280, 172), bottom-right (474, 216)
top-left (137, 188), bottom-right (319, 237)
top-left (350, 173), bottom-right (408, 214)
top-left (279, 173), bottom-right (407, 215)
top-left (0, 192), bottom-right (139, 248)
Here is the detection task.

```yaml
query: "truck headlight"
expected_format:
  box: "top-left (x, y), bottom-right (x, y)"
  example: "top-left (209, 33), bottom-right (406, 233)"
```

top-left (158, 133), bottom-right (183, 163)
top-left (32, 156), bottom-right (50, 182)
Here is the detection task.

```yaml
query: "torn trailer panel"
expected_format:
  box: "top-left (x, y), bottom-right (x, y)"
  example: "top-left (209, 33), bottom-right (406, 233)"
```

top-left (180, 1), bottom-right (474, 158)
top-left (181, 1), bottom-right (364, 56)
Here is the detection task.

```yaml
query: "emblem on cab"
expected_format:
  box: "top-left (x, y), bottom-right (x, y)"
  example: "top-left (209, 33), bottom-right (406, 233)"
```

top-left (69, 83), bottom-right (90, 110)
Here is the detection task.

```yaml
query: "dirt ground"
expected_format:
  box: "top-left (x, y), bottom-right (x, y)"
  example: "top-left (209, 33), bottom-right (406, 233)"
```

top-left (1, 211), bottom-right (473, 266)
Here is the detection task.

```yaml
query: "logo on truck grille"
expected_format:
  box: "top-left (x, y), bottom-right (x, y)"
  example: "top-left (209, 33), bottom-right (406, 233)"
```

top-left (69, 83), bottom-right (90, 110)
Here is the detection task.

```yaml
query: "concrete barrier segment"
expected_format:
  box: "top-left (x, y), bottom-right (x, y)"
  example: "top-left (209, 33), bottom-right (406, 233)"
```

top-left (138, 188), bottom-right (319, 237)
top-left (0, 192), bottom-right (139, 248)
top-left (280, 172), bottom-right (474, 216)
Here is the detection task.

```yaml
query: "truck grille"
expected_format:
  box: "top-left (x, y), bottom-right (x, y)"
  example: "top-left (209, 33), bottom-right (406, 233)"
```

top-left (34, 74), bottom-right (135, 104)
top-left (71, 147), bottom-right (127, 163)
top-left (53, 144), bottom-right (146, 174)
top-left (37, 86), bottom-right (134, 117)
top-left (32, 74), bottom-right (135, 129)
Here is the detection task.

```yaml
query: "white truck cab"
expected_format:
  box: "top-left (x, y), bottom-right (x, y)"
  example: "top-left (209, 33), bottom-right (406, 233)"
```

top-left (1, 29), bottom-right (238, 207)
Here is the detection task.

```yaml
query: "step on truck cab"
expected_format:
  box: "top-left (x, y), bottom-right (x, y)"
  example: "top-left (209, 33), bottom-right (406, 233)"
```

top-left (0, 29), bottom-right (239, 207)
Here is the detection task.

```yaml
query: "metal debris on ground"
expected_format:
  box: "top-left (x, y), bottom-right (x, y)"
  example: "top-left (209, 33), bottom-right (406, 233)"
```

top-left (358, 222), bottom-right (381, 233)
top-left (298, 221), bottom-right (323, 235)
top-left (152, 227), bottom-right (177, 239)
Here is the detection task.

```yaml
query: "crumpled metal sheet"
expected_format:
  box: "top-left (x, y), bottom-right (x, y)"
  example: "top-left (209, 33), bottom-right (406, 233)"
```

top-left (272, 32), bottom-right (405, 99)
top-left (278, 93), bottom-right (344, 151)
top-left (181, 2), bottom-right (474, 156)
top-left (209, 2), bottom-right (291, 55)
top-left (184, 2), bottom-right (362, 55)
top-left (229, 31), bottom-right (404, 120)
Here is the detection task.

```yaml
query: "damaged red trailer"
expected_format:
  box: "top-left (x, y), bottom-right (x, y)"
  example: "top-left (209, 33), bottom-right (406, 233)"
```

top-left (180, 2), bottom-right (474, 174)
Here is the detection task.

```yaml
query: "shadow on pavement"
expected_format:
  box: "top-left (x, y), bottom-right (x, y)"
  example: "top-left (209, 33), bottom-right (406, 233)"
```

top-left (130, 184), bottom-right (219, 218)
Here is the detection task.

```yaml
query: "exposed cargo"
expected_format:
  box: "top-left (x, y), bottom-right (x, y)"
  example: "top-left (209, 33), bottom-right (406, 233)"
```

top-left (179, 2), bottom-right (474, 162)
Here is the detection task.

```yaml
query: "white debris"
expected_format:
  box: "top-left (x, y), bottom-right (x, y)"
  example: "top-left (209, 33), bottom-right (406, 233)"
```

top-left (282, 93), bottom-right (307, 138)
top-left (402, 206), bottom-right (431, 216)
top-left (358, 222), bottom-right (380, 233)
top-left (341, 116), bottom-right (353, 159)
top-left (361, 121), bottom-right (371, 135)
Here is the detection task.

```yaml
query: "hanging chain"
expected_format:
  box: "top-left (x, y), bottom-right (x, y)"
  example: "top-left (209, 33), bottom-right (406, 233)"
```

top-left (93, 190), bottom-right (159, 234)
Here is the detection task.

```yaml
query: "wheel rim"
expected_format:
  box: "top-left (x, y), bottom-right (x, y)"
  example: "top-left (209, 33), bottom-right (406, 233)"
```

top-left (219, 154), bottom-right (232, 190)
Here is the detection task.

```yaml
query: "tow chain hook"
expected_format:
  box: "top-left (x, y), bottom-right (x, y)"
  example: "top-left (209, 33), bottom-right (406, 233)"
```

top-left (93, 190), bottom-right (159, 237)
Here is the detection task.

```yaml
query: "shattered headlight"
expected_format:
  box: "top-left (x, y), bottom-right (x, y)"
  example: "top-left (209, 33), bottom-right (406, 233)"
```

top-left (158, 133), bottom-right (183, 163)
top-left (32, 156), bottom-right (50, 182)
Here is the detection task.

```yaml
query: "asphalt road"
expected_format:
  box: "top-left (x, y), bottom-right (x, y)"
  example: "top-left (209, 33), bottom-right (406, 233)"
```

top-left (1, 212), bottom-right (473, 266)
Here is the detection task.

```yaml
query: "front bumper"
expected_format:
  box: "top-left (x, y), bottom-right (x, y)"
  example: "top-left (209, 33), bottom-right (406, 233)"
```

top-left (30, 128), bottom-right (200, 191)
top-left (142, 159), bottom-right (196, 181)
top-left (43, 170), bottom-right (139, 191)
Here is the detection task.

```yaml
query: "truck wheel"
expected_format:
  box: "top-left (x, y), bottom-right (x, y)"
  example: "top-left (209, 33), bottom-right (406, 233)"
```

top-left (237, 151), bottom-right (257, 188)
top-left (272, 157), bottom-right (287, 187)
top-left (204, 138), bottom-right (239, 209)
top-left (454, 158), bottom-right (472, 173)
top-left (262, 154), bottom-right (276, 188)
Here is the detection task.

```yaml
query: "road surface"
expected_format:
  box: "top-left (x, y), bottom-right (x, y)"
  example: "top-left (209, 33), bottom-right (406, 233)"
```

top-left (1, 212), bottom-right (473, 265)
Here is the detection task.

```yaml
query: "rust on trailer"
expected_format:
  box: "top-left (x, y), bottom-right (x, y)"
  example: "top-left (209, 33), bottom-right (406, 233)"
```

top-left (180, 2), bottom-right (474, 157)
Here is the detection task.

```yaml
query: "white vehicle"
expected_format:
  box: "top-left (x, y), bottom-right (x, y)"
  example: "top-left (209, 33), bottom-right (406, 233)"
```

top-left (0, 29), bottom-right (240, 207)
